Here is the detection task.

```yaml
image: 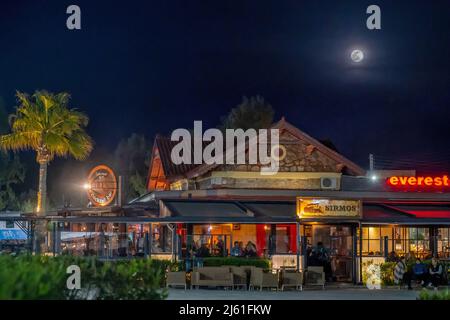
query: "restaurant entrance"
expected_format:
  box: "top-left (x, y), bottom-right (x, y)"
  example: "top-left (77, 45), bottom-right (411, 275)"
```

top-left (304, 224), bottom-right (355, 282)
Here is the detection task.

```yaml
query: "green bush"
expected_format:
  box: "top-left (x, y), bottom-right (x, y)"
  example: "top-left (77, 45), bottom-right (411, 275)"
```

top-left (380, 262), bottom-right (396, 285)
top-left (95, 259), bottom-right (167, 300)
top-left (0, 254), bottom-right (68, 299)
top-left (363, 259), bottom-right (449, 287)
top-left (0, 254), bottom-right (168, 300)
top-left (419, 289), bottom-right (450, 300)
top-left (202, 257), bottom-right (271, 269)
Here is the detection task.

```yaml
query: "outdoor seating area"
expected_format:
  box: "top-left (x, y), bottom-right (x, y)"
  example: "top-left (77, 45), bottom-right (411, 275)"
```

top-left (166, 266), bottom-right (315, 291)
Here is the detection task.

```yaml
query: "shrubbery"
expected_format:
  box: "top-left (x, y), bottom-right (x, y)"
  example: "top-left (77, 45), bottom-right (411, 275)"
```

top-left (362, 259), bottom-right (449, 287)
top-left (419, 289), bottom-right (450, 300)
top-left (202, 257), bottom-right (271, 269)
top-left (0, 254), bottom-right (168, 300)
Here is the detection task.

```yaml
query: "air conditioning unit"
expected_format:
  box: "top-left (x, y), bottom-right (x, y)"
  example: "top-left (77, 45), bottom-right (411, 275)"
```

top-left (320, 177), bottom-right (338, 189)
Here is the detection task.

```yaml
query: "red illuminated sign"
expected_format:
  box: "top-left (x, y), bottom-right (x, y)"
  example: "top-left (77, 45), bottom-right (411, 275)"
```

top-left (387, 175), bottom-right (450, 188)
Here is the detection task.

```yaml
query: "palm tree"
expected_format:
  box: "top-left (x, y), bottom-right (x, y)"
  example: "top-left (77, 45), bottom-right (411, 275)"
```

top-left (0, 90), bottom-right (93, 252)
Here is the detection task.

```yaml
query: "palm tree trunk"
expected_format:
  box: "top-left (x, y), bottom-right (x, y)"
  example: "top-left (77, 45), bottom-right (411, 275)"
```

top-left (36, 160), bottom-right (47, 214)
top-left (34, 159), bottom-right (48, 254)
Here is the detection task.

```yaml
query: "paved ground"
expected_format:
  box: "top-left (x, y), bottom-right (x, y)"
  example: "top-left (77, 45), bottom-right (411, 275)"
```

top-left (167, 287), bottom-right (425, 300)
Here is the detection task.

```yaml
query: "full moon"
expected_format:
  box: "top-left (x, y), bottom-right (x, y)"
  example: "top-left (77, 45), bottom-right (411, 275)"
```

top-left (351, 49), bottom-right (364, 62)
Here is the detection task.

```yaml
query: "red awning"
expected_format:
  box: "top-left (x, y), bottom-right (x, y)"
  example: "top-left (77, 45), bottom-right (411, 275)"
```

top-left (400, 210), bottom-right (450, 219)
top-left (363, 202), bottom-right (450, 222)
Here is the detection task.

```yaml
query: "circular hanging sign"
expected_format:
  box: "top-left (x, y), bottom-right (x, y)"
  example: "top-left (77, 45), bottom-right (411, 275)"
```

top-left (86, 165), bottom-right (117, 207)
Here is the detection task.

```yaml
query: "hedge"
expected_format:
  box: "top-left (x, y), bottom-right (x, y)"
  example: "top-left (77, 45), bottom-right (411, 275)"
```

top-left (201, 257), bottom-right (271, 269)
top-left (419, 289), bottom-right (450, 300)
top-left (0, 254), bottom-right (169, 300)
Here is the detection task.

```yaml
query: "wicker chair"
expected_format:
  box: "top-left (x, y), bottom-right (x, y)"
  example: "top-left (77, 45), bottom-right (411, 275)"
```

top-left (229, 266), bottom-right (248, 290)
top-left (166, 271), bottom-right (187, 290)
top-left (305, 266), bottom-right (325, 289)
top-left (281, 270), bottom-right (303, 291)
top-left (249, 267), bottom-right (279, 291)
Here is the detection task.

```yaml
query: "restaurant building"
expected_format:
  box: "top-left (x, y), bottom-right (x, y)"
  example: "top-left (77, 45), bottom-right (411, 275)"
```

top-left (16, 118), bottom-right (450, 284)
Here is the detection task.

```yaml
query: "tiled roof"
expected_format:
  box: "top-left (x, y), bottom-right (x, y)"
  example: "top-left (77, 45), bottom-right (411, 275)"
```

top-left (148, 117), bottom-right (366, 186)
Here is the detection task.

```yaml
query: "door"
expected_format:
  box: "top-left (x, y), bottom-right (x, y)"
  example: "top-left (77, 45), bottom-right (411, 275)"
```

top-left (307, 225), bottom-right (353, 282)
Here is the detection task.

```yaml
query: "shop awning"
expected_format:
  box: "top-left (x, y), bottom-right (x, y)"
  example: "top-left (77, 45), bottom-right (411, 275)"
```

top-left (161, 199), bottom-right (297, 223)
top-left (362, 203), bottom-right (450, 224)
top-left (0, 229), bottom-right (27, 240)
top-left (389, 204), bottom-right (450, 219)
top-left (240, 201), bottom-right (297, 222)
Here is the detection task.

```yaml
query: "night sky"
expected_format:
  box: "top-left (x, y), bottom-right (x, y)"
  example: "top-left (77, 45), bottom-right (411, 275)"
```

top-left (1, 0), bottom-right (450, 181)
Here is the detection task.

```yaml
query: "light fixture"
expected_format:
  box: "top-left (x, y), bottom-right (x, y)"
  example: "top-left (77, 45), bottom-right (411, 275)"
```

top-left (83, 183), bottom-right (91, 190)
top-left (371, 175), bottom-right (378, 181)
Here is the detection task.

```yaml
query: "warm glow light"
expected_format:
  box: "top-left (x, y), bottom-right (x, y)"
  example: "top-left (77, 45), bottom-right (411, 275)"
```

top-left (387, 175), bottom-right (450, 188)
top-left (83, 183), bottom-right (91, 190)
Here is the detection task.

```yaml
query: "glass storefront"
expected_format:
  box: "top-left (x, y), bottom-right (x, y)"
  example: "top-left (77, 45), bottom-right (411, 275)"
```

top-left (180, 223), bottom-right (297, 259)
top-left (437, 227), bottom-right (450, 259)
top-left (358, 226), bottom-right (432, 259)
top-left (59, 222), bottom-right (173, 258)
top-left (302, 224), bottom-right (354, 282)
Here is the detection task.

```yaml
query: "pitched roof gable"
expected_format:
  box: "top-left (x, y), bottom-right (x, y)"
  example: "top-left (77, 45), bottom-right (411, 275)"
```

top-left (185, 117), bottom-right (366, 178)
top-left (271, 118), bottom-right (365, 176)
top-left (146, 118), bottom-right (366, 189)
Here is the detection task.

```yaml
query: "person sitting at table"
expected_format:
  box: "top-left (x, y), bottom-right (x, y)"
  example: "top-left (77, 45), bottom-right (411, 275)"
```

top-left (231, 241), bottom-right (243, 257)
top-left (244, 241), bottom-right (257, 257)
top-left (196, 243), bottom-right (211, 258)
top-left (387, 251), bottom-right (399, 262)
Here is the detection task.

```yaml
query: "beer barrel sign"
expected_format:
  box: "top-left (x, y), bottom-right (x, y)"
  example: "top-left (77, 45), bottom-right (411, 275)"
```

top-left (86, 165), bottom-right (117, 207)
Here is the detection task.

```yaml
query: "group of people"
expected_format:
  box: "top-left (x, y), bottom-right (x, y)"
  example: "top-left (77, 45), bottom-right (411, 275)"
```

top-left (230, 241), bottom-right (257, 257)
top-left (186, 237), bottom-right (229, 259)
top-left (394, 254), bottom-right (444, 290)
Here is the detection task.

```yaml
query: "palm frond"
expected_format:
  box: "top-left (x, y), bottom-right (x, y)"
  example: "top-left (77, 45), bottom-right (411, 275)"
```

top-left (0, 90), bottom-right (94, 161)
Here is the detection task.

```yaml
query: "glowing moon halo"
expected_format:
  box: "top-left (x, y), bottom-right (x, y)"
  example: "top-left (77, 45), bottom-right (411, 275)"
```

top-left (351, 49), bottom-right (364, 62)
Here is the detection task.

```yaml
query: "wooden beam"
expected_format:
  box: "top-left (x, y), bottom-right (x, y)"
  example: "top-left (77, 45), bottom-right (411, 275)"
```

top-left (306, 144), bottom-right (316, 155)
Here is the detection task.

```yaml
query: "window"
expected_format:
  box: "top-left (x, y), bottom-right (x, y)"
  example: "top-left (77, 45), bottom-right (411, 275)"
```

top-left (393, 227), bottom-right (431, 259)
top-left (437, 228), bottom-right (450, 259)
top-left (358, 227), bottom-right (393, 256)
top-left (273, 225), bottom-right (296, 254)
top-left (152, 223), bottom-right (173, 253)
top-left (6, 220), bottom-right (15, 228)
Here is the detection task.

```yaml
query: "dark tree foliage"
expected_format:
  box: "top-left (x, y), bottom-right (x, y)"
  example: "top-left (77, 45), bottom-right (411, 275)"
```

top-left (0, 152), bottom-right (25, 210)
top-left (0, 99), bottom-right (26, 210)
top-left (113, 133), bottom-right (151, 201)
top-left (220, 95), bottom-right (274, 130)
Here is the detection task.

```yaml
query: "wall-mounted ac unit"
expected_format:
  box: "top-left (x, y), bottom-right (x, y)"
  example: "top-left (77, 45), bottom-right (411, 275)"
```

top-left (320, 177), bottom-right (338, 189)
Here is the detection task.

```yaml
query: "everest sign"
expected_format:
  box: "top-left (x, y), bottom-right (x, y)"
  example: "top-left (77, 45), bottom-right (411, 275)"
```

top-left (387, 175), bottom-right (450, 190)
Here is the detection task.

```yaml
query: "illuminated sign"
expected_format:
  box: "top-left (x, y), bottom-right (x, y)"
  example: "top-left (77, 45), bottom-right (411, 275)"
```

top-left (296, 198), bottom-right (361, 219)
top-left (86, 165), bottom-right (117, 207)
top-left (387, 175), bottom-right (450, 188)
